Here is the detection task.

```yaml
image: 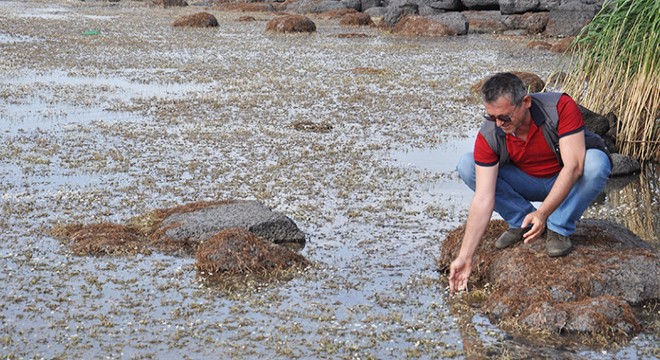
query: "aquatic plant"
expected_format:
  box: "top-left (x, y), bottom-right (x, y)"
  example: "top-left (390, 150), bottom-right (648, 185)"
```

top-left (558, 0), bottom-right (660, 161)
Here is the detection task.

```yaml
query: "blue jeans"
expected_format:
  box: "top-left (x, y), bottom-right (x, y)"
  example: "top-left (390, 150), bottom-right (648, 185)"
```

top-left (456, 149), bottom-right (611, 236)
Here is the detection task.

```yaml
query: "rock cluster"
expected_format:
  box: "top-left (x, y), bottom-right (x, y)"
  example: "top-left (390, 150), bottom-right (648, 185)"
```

top-left (52, 200), bottom-right (309, 279)
top-left (283, 0), bottom-right (603, 36)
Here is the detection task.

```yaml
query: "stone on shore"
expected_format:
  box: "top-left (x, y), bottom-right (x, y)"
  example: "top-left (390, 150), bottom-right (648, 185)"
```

top-left (172, 12), bottom-right (219, 27)
top-left (266, 15), bottom-right (317, 33)
top-left (438, 219), bottom-right (659, 343)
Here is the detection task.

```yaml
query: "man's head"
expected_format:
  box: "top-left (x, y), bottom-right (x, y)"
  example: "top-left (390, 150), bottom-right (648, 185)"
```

top-left (481, 72), bottom-right (527, 106)
top-left (480, 72), bottom-right (532, 134)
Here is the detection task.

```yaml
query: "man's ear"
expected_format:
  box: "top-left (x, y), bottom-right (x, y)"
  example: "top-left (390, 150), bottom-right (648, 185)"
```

top-left (522, 94), bottom-right (532, 109)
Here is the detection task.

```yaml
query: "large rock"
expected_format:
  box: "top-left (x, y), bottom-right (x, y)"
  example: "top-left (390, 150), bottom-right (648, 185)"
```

top-left (339, 12), bottom-right (375, 25)
top-left (393, 14), bottom-right (457, 36)
top-left (195, 228), bottom-right (309, 276)
top-left (427, 12), bottom-right (468, 34)
top-left (501, 11), bottom-right (548, 34)
top-left (266, 15), bottom-right (317, 33)
top-left (285, 0), bottom-right (350, 13)
top-left (579, 105), bottom-right (609, 136)
top-left (499, 0), bottom-right (540, 14)
top-left (463, 10), bottom-right (506, 33)
top-left (438, 219), bottom-right (659, 342)
top-left (152, 200), bottom-right (306, 253)
top-left (172, 12), bottom-right (219, 27)
top-left (429, 0), bottom-right (463, 10)
top-left (460, 0), bottom-right (499, 10)
top-left (610, 153), bottom-right (641, 176)
top-left (361, 0), bottom-right (383, 11)
top-left (383, 2), bottom-right (419, 27)
top-left (471, 71), bottom-right (544, 93)
top-left (545, 1), bottom-right (598, 36)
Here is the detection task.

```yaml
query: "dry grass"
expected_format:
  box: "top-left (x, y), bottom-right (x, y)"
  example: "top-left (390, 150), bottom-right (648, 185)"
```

top-left (51, 222), bottom-right (150, 256)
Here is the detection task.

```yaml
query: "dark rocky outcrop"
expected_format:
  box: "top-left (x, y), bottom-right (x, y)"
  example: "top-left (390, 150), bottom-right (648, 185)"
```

top-left (438, 219), bottom-right (659, 343)
top-left (266, 14), bottom-right (317, 32)
top-left (545, 1), bottom-right (599, 36)
top-left (172, 12), bottom-right (219, 27)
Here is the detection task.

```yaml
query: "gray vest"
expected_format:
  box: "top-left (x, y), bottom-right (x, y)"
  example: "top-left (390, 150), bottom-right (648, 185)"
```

top-left (479, 92), bottom-right (611, 168)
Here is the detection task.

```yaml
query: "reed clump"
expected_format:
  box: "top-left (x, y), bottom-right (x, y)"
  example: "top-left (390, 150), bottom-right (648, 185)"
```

top-left (556, 0), bottom-right (660, 161)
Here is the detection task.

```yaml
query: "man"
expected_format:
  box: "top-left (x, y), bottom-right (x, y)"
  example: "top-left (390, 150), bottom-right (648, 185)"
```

top-left (448, 72), bottom-right (611, 293)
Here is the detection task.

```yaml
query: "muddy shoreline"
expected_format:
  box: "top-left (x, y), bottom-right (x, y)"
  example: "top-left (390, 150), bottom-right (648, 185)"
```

top-left (1, 1), bottom-right (658, 358)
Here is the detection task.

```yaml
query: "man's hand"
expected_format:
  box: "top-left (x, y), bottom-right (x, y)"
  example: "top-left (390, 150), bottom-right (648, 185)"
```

top-left (521, 210), bottom-right (547, 243)
top-left (448, 257), bottom-right (472, 293)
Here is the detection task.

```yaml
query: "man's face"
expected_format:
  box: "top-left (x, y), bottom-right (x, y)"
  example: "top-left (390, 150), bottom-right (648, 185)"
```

top-left (483, 95), bottom-right (530, 134)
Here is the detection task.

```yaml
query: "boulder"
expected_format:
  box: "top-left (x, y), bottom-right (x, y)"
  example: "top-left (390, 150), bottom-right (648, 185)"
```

top-left (610, 153), bottom-right (641, 176)
top-left (152, 0), bottom-right (187, 7)
top-left (463, 10), bottom-right (506, 34)
top-left (361, 0), bottom-right (383, 10)
top-left (393, 14), bottom-right (457, 36)
top-left (545, 1), bottom-right (598, 36)
top-left (383, 2), bottom-right (419, 27)
top-left (550, 36), bottom-right (575, 53)
top-left (438, 219), bottom-right (659, 343)
top-left (429, 0), bottom-right (463, 10)
top-left (579, 105), bottom-right (609, 136)
top-left (315, 8), bottom-right (357, 19)
top-left (285, 0), bottom-right (349, 13)
top-left (150, 200), bottom-right (306, 253)
top-left (427, 12), bottom-right (468, 34)
top-left (342, 0), bottom-right (363, 10)
top-left (266, 14), bottom-right (317, 32)
top-left (499, 0), bottom-right (540, 14)
top-left (195, 228), bottom-right (309, 276)
top-left (365, 6), bottom-right (388, 17)
top-left (172, 12), bottom-right (219, 27)
top-left (339, 12), bottom-right (375, 25)
top-left (460, 0), bottom-right (498, 10)
top-left (501, 11), bottom-right (548, 34)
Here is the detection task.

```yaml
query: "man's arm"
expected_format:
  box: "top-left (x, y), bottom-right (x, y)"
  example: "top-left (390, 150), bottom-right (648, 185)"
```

top-left (449, 164), bottom-right (498, 292)
top-left (522, 131), bottom-right (586, 242)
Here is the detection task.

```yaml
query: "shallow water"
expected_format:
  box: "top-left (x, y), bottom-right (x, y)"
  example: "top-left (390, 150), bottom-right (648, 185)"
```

top-left (0, 1), bottom-right (658, 359)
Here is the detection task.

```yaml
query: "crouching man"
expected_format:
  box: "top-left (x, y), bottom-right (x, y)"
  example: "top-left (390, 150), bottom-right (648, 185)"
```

top-left (448, 72), bottom-right (611, 293)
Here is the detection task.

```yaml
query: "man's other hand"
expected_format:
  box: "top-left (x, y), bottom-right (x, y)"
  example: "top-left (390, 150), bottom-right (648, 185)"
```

top-left (522, 210), bottom-right (548, 243)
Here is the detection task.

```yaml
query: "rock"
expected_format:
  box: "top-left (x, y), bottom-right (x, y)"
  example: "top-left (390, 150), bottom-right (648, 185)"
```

top-left (195, 228), bottom-right (309, 276)
top-left (285, 0), bottom-right (349, 13)
top-left (461, 0), bottom-right (499, 10)
top-left (550, 36), bottom-right (575, 52)
top-left (470, 71), bottom-right (544, 93)
top-left (365, 6), bottom-right (388, 17)
top-left (545, 1), bottom-right (598, 36)
top-left (342, 0), bottom-right (363, 11)
top-left (463, 10), bottom-right (506, 34)
top-left (266, 14), bottom-right (317, 32)
top-left (429, 0), bottom-right (463, 10)
top-left (315, 8), bottom-right (357, 19)
top-left (526, 40), bottom-right (552, 50)
top-left (383, 2), bottom-right (419, 27)
top-left (152, 0), bottom-right (187, 7)
top-left (499, 0), bottom-right (540, 14)
top-left (361, 0), bottom-right (383, 11)
top-left (438, 219), bottom-right (659, 342)
top-left (610, 153), bottom-right (641, 176)
top-left (393, 14), bottom-right (456, 35)
top-left (501, 11), bottom-right (548, 34)
top-left (339, 12), bottom-right (375, 25)
top-left (150, 200), bottom-right (306, 253)
top-left (427, 12), bottom-right (468, 34)
top-left (579, 105), bottom-right (609, 136)
top-left (172, 12), bottom-right (219, 27)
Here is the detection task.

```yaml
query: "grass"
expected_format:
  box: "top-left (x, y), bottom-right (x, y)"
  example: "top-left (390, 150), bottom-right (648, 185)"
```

top-left (557, 0), bottom-right (660, 161)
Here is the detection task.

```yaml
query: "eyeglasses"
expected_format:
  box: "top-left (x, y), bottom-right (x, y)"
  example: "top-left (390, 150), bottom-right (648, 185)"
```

top-left (482, 103), bottom-right (520, 123)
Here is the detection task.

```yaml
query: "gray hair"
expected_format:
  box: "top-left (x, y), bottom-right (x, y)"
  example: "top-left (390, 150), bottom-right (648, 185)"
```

top-left (480, 72), bottom-right (527, 105)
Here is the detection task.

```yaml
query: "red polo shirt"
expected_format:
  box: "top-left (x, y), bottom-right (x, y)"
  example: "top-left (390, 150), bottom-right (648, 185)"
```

top-left (474, 94), bottom-right (585, 178)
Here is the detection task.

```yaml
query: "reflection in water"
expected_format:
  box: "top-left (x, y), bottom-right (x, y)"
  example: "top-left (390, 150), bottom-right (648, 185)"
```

top-left (587, 163), bottom-right (659, 248)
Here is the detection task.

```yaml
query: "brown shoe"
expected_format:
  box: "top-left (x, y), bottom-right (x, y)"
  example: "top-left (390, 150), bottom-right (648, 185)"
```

top-left (546, 230), bottom-right (572, 257)
top-left (495, 227), bottom-right (526, 249)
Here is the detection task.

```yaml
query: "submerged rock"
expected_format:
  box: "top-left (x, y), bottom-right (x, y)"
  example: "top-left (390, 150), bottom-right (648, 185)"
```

top-left (149, 200), bottom-right (306, 254)
top-left (195, 227), bottom-right (309, 275)
top-left (438, 219), bottom-right (659, 343)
